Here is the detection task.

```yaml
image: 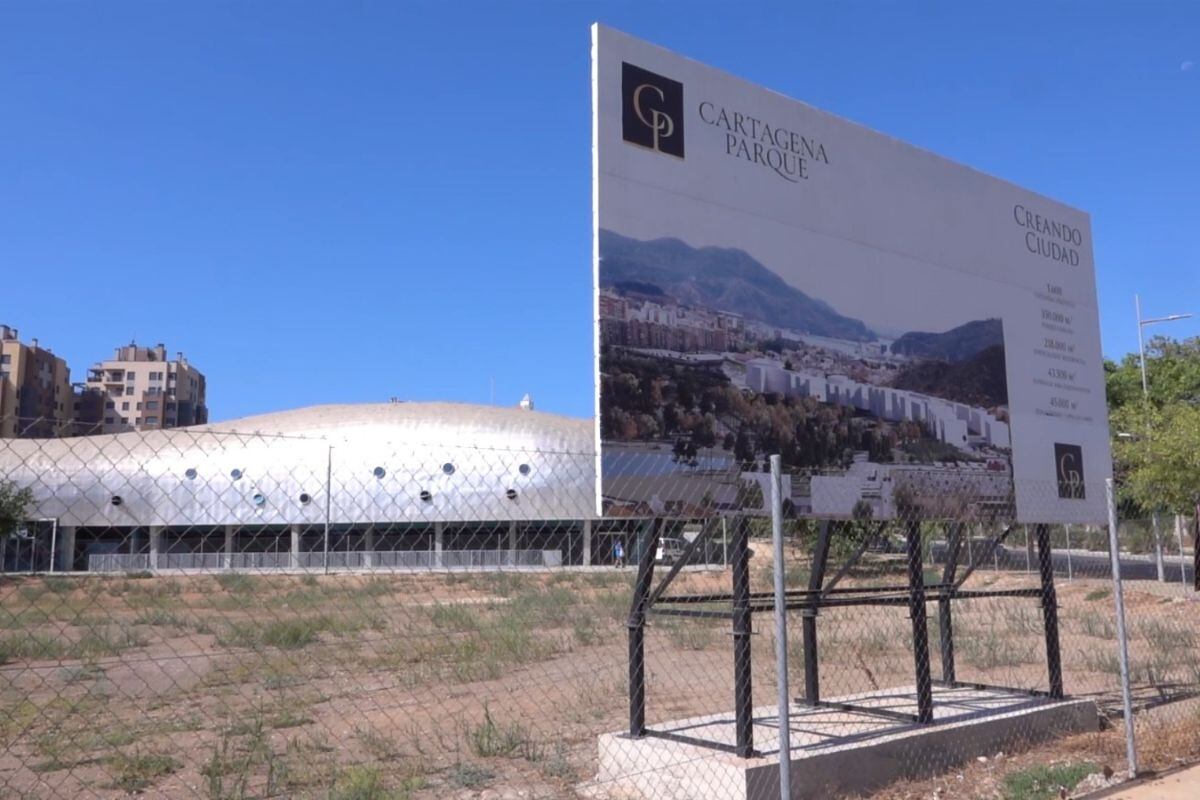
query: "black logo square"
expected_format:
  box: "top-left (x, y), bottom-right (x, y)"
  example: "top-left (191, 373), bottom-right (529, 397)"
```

top-left (622, 62), bottom-right (684, 158)
top-left (1054, 443), bottom-right (1085, 499)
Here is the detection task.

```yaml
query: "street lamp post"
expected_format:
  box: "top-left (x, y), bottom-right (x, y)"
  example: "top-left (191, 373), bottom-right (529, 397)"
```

top-left (1134, 295), bottom-right (1193, 583)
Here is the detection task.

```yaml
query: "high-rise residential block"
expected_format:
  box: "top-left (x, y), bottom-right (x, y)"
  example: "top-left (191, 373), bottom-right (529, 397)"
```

top-left (0, 325), bottom-right (74, 438)
top-left (79, 342), bottom-right (207, 433)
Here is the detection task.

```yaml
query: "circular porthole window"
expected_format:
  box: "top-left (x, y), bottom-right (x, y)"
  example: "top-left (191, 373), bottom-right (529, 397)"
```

top-left (373, 466), bottom-right (386, 479)
top-left (111, 495), bottom-right (124, 507)
top-left (442, 462), bottom-right (455, 476)
top-left (298, 492), bottom-right (312, 505)
top-left (419, 489), bottom-right (433, 503)
top-left (505, 488), bottom-right (519, 501)
top-left (252, 492), bottom-right (266, 507)
top-left (230, 468), bottom-right (243, 481)
top-left (518, 463), bottom-right (531, 476)
top-left (184, 468), bottom-right (198, 480)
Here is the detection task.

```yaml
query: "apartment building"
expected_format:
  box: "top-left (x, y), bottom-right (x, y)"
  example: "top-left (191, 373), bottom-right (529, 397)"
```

top-left (0, 325), bottom-right (74, 438)
top-left (79, 343), bottom-right (208, 433)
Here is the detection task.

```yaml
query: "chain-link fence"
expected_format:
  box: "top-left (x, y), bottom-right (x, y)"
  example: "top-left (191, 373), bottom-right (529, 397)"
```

top-left (0, 418), bottom-right (1198, 798)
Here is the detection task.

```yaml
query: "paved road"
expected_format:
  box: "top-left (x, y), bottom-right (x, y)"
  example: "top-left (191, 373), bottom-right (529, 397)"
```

top-left (931, 541), bottom-right (1195, 585)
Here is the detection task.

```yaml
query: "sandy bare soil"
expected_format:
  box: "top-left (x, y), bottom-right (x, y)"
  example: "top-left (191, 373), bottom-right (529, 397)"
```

top-left (0, 545), bottom-right (1198, 799)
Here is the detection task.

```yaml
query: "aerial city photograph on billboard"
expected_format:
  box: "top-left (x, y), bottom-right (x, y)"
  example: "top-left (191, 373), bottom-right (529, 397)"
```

top-left (593, 24), bottom-right (1110, 524)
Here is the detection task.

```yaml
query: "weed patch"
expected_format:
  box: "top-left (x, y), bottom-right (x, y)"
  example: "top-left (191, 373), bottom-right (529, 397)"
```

top-left (1000, 761), bottom-right (1096, 800)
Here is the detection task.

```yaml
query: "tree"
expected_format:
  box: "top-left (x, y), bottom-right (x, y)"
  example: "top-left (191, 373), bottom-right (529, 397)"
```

top-left (0, 480), bottom-right (32, 538)
top-left (1107, 335), bottom-right (1200, 515)
top-left (1105, 335), bottom-right (1200, 413)
top-left (1111, 402), bottom-right (1200, 514)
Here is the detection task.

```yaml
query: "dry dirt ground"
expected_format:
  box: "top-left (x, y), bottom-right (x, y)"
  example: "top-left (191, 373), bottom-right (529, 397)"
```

top-left (1, 544), bottom-right (1199, 799)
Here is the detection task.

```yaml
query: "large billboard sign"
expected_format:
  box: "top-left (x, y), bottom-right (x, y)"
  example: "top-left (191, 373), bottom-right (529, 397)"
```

top-left (592, 25), bottom-right (1110, 524)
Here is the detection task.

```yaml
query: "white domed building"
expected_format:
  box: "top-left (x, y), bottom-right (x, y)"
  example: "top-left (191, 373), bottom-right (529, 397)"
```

top-left (0, 402), bottom-right (619, 573)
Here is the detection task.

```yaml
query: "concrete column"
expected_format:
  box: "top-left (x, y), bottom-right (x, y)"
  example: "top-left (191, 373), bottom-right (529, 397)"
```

top-left (508, 521), bottom-right (518, 566)
top-left (290, 524), bottom-right (301, 570)
top-left (149, 526), bottom-right (163, 572)
top-left (364, 526), bottom-right (375, 569)
top-left (59, 526), bottom-right (76, 572)
top-left (224, 524), bottom-right (236, 570)
top-left (434, 522), bottom-right (444, 569)
top-left (582, 520), bottom-right (593, 567)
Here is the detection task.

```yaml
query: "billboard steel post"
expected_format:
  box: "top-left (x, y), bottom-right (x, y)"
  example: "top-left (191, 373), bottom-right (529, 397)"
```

top-left (769, 455), bottom-right (791, 799)
top-left (626, 519), bottom-right (660, 739)
top-left (1105, 478), bottom-right (1138, 778)
top-left (1034, 523), bottom-right (1064, 699)
top-left (905, 518), bottom-right (934, 724)
top-left (802, 520), bottom-right (831, 706)
top-left (730, 516), bottom-right (755, 757)
top-left (938, 523), bottom-right (964, 683)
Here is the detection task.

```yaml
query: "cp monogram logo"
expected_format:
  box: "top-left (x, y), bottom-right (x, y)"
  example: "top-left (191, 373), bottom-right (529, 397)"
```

top-left (621, 63), bottom-right (684, 159)
top-left (1054, 443), bottom-right (1085, 499)
top-left (632, 84), bottom-right (675, 153)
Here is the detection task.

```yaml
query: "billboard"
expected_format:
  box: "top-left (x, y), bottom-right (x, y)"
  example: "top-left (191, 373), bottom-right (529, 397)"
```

top-left (592, 25), bottom-right (1110, 524)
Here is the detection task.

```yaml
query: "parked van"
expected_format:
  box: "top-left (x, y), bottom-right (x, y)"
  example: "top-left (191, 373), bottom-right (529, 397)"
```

top-left (656, 537), bottom-right (687, 565)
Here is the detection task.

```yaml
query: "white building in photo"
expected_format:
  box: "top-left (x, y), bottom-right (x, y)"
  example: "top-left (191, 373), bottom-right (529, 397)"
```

top-left (744, 358), bottom-right (1010, 452)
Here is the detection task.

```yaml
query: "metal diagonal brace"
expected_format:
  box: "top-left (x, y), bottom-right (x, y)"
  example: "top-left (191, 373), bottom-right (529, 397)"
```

top-left (821, 521), bottom-right (887, 598)
top-left (645, 517), bottom-right (720, 609)
top-left (953, 524), bottom-right (1015, 589)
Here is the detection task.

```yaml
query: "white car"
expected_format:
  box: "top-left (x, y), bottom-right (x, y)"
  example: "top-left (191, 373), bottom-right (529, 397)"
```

top-left (656, 537), bottom-right (687, 565)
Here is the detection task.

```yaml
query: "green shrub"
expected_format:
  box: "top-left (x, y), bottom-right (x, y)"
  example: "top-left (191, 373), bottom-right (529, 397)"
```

top-left (1001, 761), bottom-right (1096, 800)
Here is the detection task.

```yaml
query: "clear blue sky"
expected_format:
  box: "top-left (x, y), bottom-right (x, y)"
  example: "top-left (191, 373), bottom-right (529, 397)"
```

top-left (3, 2), bottom-right (1197, 422)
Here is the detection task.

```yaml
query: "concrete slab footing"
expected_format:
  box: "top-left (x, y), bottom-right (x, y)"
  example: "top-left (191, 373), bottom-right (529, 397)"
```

top-left (594, 684), bottom-right (1099, 800)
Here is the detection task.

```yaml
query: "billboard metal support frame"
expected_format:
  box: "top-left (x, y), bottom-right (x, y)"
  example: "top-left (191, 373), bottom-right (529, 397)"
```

top-left (627, 513), bottom-right (1063, 757)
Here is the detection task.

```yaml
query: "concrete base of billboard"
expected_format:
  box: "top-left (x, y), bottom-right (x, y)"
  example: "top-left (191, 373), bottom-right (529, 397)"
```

top-left (592, 685), bottom-right (1099, 800)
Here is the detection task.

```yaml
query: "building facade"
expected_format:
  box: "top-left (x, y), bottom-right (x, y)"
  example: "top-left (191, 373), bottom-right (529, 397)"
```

top-left (0, 325), bottom-right (74, 438)
top-left (79, 343), bottom-right (208, 434)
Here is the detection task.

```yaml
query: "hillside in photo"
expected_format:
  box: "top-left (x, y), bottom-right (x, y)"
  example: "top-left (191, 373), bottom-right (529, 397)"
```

top-left (891, 318), bottom-right (1003, 362)
top-left (599, 229), bottom-right (875, 341)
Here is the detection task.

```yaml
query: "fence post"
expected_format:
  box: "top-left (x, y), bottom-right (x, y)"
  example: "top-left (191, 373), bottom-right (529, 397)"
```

top-left (1064, 524), bottom-right (1074, 580)
top-left (149, 526), bottom-right (163, 573)
top-left (323, 445), bottom-right (332, 575)
top-left (1024, 525), bottom-right (1032, 573)
top-left (582, 519), bottom-right (592, 567)
top-left (1152, 512), bottom-right (1165, 582)
top-left (1175, 514), bottom-right (1187, 589)
top-left (1105, 478), bottom-right (1138, 778)
top-left (770, 456), bottom-right (791, 799)
top-left (1192, 505), bottom-right (1199, 592)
